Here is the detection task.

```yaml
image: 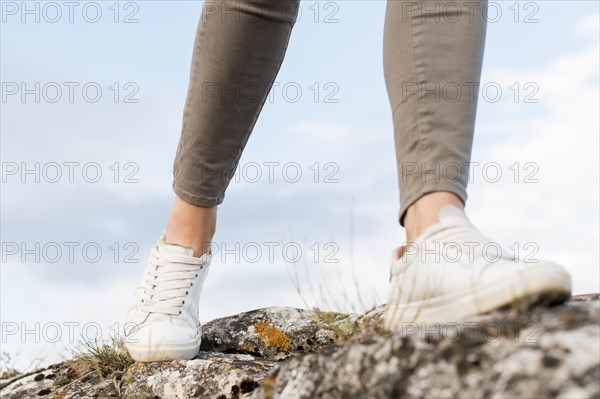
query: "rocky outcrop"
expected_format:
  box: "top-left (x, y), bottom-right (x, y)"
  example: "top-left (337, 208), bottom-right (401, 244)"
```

top-left (199, 306), bottom-right (360, 360)
top-left (253, 295), bottom-right (600, 399)
top-left (123, 352), bottom-right (274, 398)
top-left (1, 295), bottom-right (599, 399)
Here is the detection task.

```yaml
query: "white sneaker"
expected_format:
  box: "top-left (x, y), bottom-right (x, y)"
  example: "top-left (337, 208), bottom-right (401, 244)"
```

top-left (123, 235), bottom-right (211, 361)
top-left (383, 205), bottom-right (571, 329)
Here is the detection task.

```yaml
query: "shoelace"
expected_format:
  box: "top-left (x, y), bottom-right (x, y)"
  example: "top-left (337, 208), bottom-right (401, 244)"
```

top-left (140, 247), bottom-right (207, 316)
top-left (390, 220), bottom-right (515, 281)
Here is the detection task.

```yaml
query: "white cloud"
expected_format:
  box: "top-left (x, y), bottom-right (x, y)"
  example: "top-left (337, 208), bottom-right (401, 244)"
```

top-left (469, 14), bottom-right (600, 294)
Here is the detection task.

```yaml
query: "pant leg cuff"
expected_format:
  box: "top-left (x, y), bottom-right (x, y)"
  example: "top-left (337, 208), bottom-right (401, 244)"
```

top-left (172, 183), bottom-right (223, 208)
top-left (399, 183), bottom-right (468, 227)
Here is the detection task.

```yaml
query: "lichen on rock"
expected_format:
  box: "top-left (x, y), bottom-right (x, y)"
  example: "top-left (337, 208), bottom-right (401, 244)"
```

top-left (253, 320), bottom-right (291, 352)
top-left (1, 295), bottom-right (599, 399)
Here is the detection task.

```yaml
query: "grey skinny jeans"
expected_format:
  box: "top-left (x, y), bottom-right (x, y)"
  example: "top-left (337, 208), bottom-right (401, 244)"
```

top-left (172, 0), bottom-right (488, 226)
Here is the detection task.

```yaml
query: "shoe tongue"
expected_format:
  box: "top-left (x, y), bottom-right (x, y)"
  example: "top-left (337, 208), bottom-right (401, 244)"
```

top-left (438, 204), bottom-right (467, 222)
top-left (158, 241), bottom-right (195, 257)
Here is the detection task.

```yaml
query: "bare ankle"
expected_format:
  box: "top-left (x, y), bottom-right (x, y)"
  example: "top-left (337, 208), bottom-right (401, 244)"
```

top-left (165, 196), bottom-right (217, 257)
top-left (404, 192), bottom-right (464, 242)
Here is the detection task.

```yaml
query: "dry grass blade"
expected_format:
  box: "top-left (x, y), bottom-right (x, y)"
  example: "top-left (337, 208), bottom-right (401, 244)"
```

top-left (68, 335), bottom-right (134, 379)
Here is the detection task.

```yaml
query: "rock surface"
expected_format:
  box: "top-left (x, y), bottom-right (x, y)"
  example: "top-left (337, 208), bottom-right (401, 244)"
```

top-left (1, 295), bottom-right (599, 399)
top-left (199, 306), bottom-right (360, 360)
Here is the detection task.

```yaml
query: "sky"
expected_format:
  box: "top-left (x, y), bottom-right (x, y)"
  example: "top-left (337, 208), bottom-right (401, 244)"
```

top-left (1, 0), bottom-right (599, 371)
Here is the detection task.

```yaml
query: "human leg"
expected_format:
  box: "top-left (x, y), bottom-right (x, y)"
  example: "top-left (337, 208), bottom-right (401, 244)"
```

top-left (124, 0), bottom-right (300, 361)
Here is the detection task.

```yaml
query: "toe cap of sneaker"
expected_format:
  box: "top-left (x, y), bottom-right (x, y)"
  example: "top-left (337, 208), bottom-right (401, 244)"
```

top-left (125, 321), bottom-right (199, 347)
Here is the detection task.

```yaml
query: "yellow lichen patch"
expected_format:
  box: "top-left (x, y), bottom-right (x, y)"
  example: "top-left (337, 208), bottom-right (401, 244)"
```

top-left (261, 376), bottom-right (277, 399)
top-left (239, 344), bottom-right (253, 353)
top-left (254, 321), bottom-right (290, 352)
top-left (313, 311), bottom-right (356, 339)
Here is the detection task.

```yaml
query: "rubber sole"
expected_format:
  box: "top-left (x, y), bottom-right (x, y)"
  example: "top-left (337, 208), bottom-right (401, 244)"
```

top-left (125, 335), bottom-right (202, 362)
top-left (382, 263), bottom-right (572, 330)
